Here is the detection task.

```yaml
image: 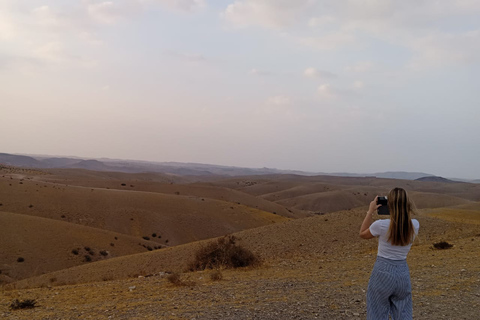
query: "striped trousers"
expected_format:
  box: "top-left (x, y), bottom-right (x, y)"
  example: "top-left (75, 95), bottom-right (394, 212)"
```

top-left (367, 256), bottom-right (413, 320)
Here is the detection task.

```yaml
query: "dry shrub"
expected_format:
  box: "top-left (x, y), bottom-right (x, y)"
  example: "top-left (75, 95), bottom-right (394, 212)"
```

top-left (10, 299), bottom-right (37, 310)
top-left (433, 241), bottom-right (453, 249)
top-left (167, 272), bottom-right (195, 287)
top-left (188, 236), bottom-right (260, 271)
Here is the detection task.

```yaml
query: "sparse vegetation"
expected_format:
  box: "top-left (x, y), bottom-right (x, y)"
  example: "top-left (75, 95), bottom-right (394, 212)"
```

top-left (210, 269), bottom-right (223, 281)
top-left (110, 243), bottom-right (115, 247)
top-left (28, 204), bottom-right (33, 208)
top-left (188, 235), bottom-right (260, 271)
top-left (143, 236), bottom-right (150, 240)
top-left (84, 255), bottom-right (92, 262)
top-left (71, 249), bottom-right (79, 255)
top-left (167, 272), bottom-right (195, 287)
top-left (433, 241), bottom-right (453, 249)
top-left (9, 299), bottom-right (37, 310)
top-left (100, 250), bottom-right (108, 256)
top-left (152, 233), bottom-right (157, 237)
top-left (17, 257), bottom-right (25, 263)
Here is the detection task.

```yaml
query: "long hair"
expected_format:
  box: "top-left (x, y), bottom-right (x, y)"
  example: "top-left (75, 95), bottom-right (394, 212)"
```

top-left (387, 187), bottom-right (415, 246)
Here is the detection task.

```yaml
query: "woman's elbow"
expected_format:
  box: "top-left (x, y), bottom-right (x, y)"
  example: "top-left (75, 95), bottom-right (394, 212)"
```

top-left (359, 230), bottom-right (374, 239)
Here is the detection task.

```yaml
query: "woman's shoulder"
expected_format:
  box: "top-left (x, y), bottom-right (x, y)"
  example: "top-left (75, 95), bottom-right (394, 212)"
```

top-left (374, 218), bottom-right (390, 226)
top-left (371, 218), bottom-right (390, 229)
top-left (412, 219), bottom-right (420, 231)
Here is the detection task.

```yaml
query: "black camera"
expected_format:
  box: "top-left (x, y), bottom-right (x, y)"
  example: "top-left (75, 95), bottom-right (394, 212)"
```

top-left (377, 196), bottom-right (389, 215)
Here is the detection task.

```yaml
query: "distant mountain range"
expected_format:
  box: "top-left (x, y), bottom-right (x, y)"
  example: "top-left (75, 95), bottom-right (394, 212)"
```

top-left (0, 152), bottom-right (477, 182)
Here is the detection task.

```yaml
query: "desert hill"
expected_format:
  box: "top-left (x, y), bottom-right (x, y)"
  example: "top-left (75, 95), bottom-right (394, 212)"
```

top-left (1, 164), bottom-right (480, 319)
top-left (0, 173), bottom-right (288, 247)
top-left (416, 176), bottom-right (455, 183)
top-left (0, 211), bottom-right (164, 283)
top-left (31, 169), bottom-right (301, 218)
top-left (8, 206), bottom-right (479, 290)
top-left (210, 174), bottom-right (480, 213)
top-left (1, 152), bottom-right (445, 180)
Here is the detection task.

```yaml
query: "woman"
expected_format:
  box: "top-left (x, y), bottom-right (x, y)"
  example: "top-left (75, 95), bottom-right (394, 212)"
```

top-left (359, 187), bottom-right (420, 320)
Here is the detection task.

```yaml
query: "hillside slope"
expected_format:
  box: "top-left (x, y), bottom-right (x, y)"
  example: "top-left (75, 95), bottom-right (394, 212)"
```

top-left (0, 211), bottom-right (163, 283)
top-left (10, 206), bottom-right (479, 290)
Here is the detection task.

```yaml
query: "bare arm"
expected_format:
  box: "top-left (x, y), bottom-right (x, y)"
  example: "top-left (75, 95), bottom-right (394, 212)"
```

top-left (359, 196), bottom-right (380, 239)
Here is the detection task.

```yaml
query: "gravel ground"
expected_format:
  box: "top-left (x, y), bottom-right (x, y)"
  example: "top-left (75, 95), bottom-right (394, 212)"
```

top-left (2, 234), bottom-right (479, 320)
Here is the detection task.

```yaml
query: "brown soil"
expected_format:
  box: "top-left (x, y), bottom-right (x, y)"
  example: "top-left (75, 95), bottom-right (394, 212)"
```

top-left (1, 167), bottom-right (479, 319)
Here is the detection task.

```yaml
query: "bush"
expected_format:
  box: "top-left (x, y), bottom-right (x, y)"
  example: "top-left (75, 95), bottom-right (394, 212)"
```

top-left (188, 236), bottom-right (259, 271)
top-left (9, 299), bottom-right (37, 310)
top-left (84, 255), bottom-right (92, 262)
top-left (433, 241), bottom-right (453, 249)
top-left (17, 257), bottom-right (25, 263)
top-left (100, 250), bottom-right (108, 256)
top-left (167, 272), bottom-right (195, 287)
top-left (142, 236), bottom-right (150, 241)
top-left (71, 249), bottom-right (79, 255)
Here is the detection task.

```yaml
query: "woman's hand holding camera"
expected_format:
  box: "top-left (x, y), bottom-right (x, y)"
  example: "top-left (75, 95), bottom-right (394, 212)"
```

top-left (368, 196), bottom-right (381, 216)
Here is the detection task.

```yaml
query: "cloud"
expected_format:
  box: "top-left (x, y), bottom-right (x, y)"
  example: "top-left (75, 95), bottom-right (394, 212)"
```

top-left (353, 81), bottom-right (364, 89)
top-left (85, 1), bottom-right (126, 24)
top-left (304, 67), bottom-right (337, 79)
top-left (222, 0), bottom-right (480, 67)
top-left (0, 15), bottom-right (15, 40)
top-left (164, 50), bottom-right (209, 63)
top-left (317, 83), bottom-right (361, 101)
top-left (317, 84), bottom-right (337, 99)
top-left (407, 30), bottom-right (480, 69)
top-left (249, 68), bottom-right (273, 76)
top-left (222, 0), bottom-right (314, 29)
top-left (266, 95), bottom-right (291, 106)
top-left (153, 0), bottom-right (206, 12)
top-left (299, 32), bottom-right (358, 51)
top-left (345, 61), bottom-right (373, 73)
top-left (32, 6), bottom-right (63, 27)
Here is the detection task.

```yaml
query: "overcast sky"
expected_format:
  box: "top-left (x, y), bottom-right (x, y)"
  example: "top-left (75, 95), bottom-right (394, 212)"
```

top-left (1, 0), bottom-right (479, 179)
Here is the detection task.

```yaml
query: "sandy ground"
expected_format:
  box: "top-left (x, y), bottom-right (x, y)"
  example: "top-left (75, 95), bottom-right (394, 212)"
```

top-left (1, 216), bottom-right (478, 320)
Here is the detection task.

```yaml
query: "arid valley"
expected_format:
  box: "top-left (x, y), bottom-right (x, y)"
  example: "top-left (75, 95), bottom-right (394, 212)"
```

top-left (1, 162), bottom-right (479, 319)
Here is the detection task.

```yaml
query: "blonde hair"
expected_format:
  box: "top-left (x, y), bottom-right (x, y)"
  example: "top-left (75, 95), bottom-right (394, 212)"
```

top-left (387, 187), bottom-right (415, 246)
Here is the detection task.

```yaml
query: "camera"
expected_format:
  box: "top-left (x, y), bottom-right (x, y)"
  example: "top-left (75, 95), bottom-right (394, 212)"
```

top-left (377, 196), bottom-right (389, 215)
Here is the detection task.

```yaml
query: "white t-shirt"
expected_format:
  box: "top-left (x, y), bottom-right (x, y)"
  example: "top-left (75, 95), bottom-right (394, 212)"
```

top-left (369, 218), bottom-right (420, 260)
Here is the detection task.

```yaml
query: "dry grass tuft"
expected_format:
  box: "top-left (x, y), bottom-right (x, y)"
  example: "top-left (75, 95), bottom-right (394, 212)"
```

top-left (433, 241), bottom-right (453, 249)
top-left (9, 299), bottom-right (37, 310)
top-left (210, 269), bottom-right (223, 281)
top-left (167, 272), bottom-right (195, 287)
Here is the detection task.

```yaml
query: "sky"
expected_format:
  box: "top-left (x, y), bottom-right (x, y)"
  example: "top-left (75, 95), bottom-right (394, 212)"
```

top-left (1, 0), bottom-right (479, 179)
